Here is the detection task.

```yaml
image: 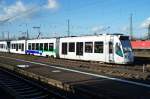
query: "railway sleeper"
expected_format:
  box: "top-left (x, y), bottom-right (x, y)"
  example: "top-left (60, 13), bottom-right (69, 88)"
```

top-left (12, 86), bottom-right (34, 91)
top-left (17, 89), bottom-right (39, 94)
top-left (21, 91), bottom-right (45, 97)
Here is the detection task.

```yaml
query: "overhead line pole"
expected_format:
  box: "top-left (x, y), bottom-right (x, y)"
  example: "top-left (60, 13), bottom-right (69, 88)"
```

top-left (130, 13), bottom-right (133, 39)
top-left (148, 24), bottom-right (150, 40)
top-left (33, 26), bottom-right (41, 39)
top-left (67, 19), bottom-right (70, 37)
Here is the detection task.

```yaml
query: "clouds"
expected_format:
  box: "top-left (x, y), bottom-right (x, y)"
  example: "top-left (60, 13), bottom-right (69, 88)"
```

top-left (91, 26), bottom-right (110, 33)
top-left (0, 1), bottom-right (35, 22)
top-left (4, 1), bottom-right (26, 16)
top-left (141, 17), bottom-right (150, 28)
top-left (121, 26), bottom-right (129, 33)
top-left (0, 0), bottom-right (60, 23)
top-left (45, 0), bottom-right (59, 10)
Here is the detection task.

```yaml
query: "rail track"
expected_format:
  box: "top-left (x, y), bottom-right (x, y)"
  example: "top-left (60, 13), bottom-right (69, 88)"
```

top-left (1, 52), bottom-right (150, 70)
top-left (0, 67), bottom-right (68, 99)
top-left (0, 52), bottom-right (150, 80)
top-left (0, 53), bottom-right (150, 99)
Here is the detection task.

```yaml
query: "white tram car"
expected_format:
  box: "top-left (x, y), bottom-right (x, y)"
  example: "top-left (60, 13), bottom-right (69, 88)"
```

top-left (0, 41), bottom-right (9, 52)
top-left (26, 38), bottom-right (56, 57)
top-left (0, 34), bottom-right (134, 64)
top-left (59, 34), bottom-right (134, 64)
top-left (10, 40), bottom-right (26, 54)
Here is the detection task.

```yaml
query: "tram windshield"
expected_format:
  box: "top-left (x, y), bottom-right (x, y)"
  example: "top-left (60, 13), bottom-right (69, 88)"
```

top-left (120, 36), bottom-right (132, 53)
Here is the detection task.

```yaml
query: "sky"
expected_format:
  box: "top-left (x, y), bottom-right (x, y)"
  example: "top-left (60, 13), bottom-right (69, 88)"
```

top-left (0, 0), bottom-right (150, 39)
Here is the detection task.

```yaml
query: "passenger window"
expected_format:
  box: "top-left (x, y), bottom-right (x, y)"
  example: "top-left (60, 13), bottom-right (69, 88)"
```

top-left (40, 43), bottom-right (43, 50)
top-left (62, 43), bottom-right (67, 55)
top-left (69, 42), bottom-right (75, 52)
top-left (12, 44), bottom-right (14, 49)
top-left (2, 44), bottom-right (4, 49)
top-left (36, 43), bottom-right (39, 50)
top-left (85, 42), bottom-right (93, 53)
top-left (16, 44), bottom-right (18, 51)
top-left (21, 44), bottom-right (24, 51)
top-left (49, 43), bottom-right (54, 51)
top-left (14, 44), bottom-right (15, 49)
top-left (32, 43), bottom-right (35, 50)
top-left (76, 42), bottom-right (83, 55)
top-left (14, 44), bottom-right (16, 49)
top-left (19, 43), bottom-right (21, 49)
top-left (109, 42), bottom-right (113, 54)
top-left (44, 43), bottom-right (48, 51)
top-left (94, 42), bottom-right (103, 53)
top-left (115, 43), bottom-right (123, 57)
top-left (28, 43), bottom-right (31, 50)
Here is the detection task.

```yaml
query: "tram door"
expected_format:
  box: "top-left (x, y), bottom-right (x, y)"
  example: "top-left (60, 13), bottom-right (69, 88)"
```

top-left (109, 41), bottom-right (114, 62)
top-left (76, 42), bottom-right (83, 56)
top-left (7, 41), bottom-right (10, 53)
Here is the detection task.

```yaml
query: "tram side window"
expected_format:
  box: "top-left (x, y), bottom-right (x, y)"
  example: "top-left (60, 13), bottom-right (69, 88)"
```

top-left (115, 43), bottom-right (123, 57)
top-left (28, 43), bottom-right (31, 50)
top-left (2, 44), bottom-right (4, 49)
top-left (13, 44), bottom-right (14, 49)
top-left (36, 43), bottom-right (39, 50)
top-left (1, 44), bottom-right (3, 49)
top-left (69, 42), bottom-right (75, 52)
top-left (94, 42), bottom-right (103, 53)
top-left (19, 43), bottom-right (21, 49)
top-left (109, 42), bottom-right (113, 54)
top-left (14, 44), bottom-right (15, 49)
top-left (44, 43), bottom-right (48, 51)
top-left (85, 42), bottom-right (93, 53)
top-left (40, 43), bottom-right (43, 50)
top-left (32, 43), bottom-right (35, 50)
top-left (62, 43), bottom-right (67, 55)
top-left (49, 43), bottom-right (54, 51)
top-left (76, 42), bottom-right (83, 55)
top-left (16, 44), bottom-right (18, 51)
top-left (21, 43), bottom-right (24, 51)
